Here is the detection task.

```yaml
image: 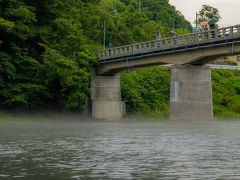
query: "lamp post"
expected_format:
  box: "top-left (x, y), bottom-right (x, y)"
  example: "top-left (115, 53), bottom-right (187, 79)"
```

top-left (195, 12), bottom-right (199, 28)
top-left (103, 1), bottom-right (117, 50)
top-left (103, 19), bottom-right (106, 49)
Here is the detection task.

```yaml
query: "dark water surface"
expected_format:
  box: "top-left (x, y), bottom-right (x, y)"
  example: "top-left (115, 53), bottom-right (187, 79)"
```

top-left (1, 120), bottom-right (240, 179)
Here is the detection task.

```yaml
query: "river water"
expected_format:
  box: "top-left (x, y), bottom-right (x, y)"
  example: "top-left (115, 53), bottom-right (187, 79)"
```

top-left (1, 120), bottom-right (240, 179)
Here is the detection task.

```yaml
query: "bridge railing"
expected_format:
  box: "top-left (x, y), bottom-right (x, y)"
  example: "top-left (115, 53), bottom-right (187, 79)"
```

top-left (98, 25), bottom-right (240, 60)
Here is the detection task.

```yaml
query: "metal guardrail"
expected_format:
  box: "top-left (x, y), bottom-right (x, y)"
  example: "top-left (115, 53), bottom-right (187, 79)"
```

top-left (161, 64), bottom-right (240, 70)
top-left (206, 64), bottom-right (240, 70)
top-left (98, 25), bottom-right (240, 62)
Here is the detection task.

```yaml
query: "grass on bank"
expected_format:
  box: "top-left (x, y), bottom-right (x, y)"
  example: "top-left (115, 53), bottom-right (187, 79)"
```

top-left (0, 111), bottom-right (57, 123)
top-left (0, 112), bottom-right (239, 122)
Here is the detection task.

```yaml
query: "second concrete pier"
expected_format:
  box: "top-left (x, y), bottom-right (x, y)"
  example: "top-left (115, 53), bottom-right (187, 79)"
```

top-left (170, 65), bottom-right (213, 120)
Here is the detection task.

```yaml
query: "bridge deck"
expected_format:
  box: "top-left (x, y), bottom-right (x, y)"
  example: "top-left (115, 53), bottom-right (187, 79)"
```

top-left (98, 25), bottom-right (240, 63)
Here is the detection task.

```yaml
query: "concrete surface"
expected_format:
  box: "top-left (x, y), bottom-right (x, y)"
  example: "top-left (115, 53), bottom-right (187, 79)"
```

top-left (170, 65), bottom-right (213, 120)
top-left (91, 74), bottom-right (125, 120)
top-left (97, 41), bottom-right (240, 75)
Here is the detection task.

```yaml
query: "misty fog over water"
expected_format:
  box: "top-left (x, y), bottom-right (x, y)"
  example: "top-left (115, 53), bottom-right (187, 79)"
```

top-left (1, 120), bottom-right (240, 179)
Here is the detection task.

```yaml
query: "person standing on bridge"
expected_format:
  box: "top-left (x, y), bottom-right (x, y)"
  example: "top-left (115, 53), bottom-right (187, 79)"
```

top-left (171, 31), bottom-right (177, 45)
top-left (156, 31), bottom-right (161, 48)
top-left (209, 24), bottom-right (216, 38)
top-left (108, 42), bottom-right (113, 49)
top-left (203, 25), bottom-right (209, 39)
top-left (209, 18), bottom-right (218, 38)
top-left (108, 42), bottom-right (113, 56)
top-left (153, 31), bottom-right (161, 47)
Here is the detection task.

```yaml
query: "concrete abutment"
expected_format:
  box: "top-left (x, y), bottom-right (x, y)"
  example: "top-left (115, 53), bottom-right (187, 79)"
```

top-left (170, 65), bottom-right (214, 120)
top-left (91, 74), bottom-right (125, 120)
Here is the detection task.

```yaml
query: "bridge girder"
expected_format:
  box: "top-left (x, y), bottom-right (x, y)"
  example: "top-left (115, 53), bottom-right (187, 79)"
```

top-left (96, 41), bottom-right (240, 75)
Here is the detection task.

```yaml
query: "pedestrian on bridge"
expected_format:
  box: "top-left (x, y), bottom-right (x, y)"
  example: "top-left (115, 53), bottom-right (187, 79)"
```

top-left (171, 31), bottom-right (177, 45)
top-left (108, 42), bottom-right (113, 49)
top-left (153, 31), bottom-right (161, 48)
top-left (156, 31), bottom-right (161, 47)
top-left (203, 25), bottom-right (209, 39)
top-left (108, 42), bottom-right (113, 56)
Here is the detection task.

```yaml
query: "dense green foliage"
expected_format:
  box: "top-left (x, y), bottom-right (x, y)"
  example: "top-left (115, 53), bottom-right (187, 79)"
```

top-left (0, 0), bottom-right (238, 118)
top-left (0, 0), bottom-right (191, 112)
top-left (212, 70), bottom-right (240, 117)
top-left (197, 5), bottom-right (221, 23)
top-left (121, 67), bottom-right (240, 117)
top-left (121, 67), bottom-right (170, 116)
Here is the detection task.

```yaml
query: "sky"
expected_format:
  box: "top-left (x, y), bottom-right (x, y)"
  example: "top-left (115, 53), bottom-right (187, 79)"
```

top-left (169, 0), bottom-right (240, 27)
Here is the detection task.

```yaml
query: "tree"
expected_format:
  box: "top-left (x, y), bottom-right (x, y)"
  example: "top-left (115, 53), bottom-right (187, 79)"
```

top-left (197, 5), bottom-right (221, 25)
top-left (0, 0), bottom-right (193, 113)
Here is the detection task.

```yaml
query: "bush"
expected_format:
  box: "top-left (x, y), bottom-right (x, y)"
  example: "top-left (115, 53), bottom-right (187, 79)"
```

top-left (121, 68), bottom-right (240, 118)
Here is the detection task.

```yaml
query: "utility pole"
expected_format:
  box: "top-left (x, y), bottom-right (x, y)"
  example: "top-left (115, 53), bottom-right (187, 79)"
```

top-left (103, 2), bottom-right (117, 50)
top-left (196, 12), bottom-right (199, 28)
top-left (103, 19), bottom-right (106, 50)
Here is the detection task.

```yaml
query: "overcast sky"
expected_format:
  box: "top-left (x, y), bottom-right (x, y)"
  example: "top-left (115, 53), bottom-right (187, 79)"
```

top-left (169, 0), bottom-right (240, 27)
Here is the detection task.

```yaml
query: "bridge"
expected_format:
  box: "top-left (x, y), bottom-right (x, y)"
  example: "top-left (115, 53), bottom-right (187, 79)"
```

top-left (91, 25), bottom-right (240, 120)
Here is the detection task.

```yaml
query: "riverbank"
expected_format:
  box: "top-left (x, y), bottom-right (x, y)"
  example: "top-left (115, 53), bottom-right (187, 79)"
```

top-left (0, 111), bottom-right (91, 124)
top-left (0, 113), bottom-right (239, 124)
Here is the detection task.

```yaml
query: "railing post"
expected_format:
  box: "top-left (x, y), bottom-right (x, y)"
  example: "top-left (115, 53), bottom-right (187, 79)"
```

top-left (171, 38), bottom-right (174, 45)
top-left (208, 31), bottom-right (212, 40)
top-left (189, 35), bottom-right (192, 42)
top-left (125, 47), bottom-right (128, 54)
top-left (120, 48), bottom-right (122, 55)
top-left (165, 39), bottom-right (168, 46)
top-left (237, 26), bottom-right (240, 34)
top-left (115, 48), bottom-right (118, 56)
top-left (148, 42), bottom-right (151, 49)
top-left (109, 50), bottom-right (112, 57)
top-left (194, 33), bottom-right (198, 42)
top-left (222, 28), bottom-right (226, 37)
top-left (144, 43), bottom-right (148, 49)
top-left (182, 36), bottom-right (187, 44)
top-left (230, 27), bottom-right (233, 36)
top-left (104, 51), bottom-right (107, 57)
top-left (139, 44), bottom-right (142, 51)
top-left (176, 37), bottom-right (179, 44)
top-left (215, 30), bottom-right (218, 38)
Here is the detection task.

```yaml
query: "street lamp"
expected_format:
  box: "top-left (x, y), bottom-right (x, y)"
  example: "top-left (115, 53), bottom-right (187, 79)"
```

top-left (195, 12), bottom-right (199, 28)
top-left (103, 1), bottom-right (117, 50)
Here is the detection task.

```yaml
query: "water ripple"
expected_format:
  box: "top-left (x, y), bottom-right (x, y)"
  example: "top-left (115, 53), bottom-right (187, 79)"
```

top-left (0, 121), bottom-right (240, 179)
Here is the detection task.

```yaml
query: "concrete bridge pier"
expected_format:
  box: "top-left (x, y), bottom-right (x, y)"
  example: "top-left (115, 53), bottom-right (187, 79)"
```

top-left (170, 65), bottom-right (214, 120)
top-left (91, 74), bottom-right (125, 120)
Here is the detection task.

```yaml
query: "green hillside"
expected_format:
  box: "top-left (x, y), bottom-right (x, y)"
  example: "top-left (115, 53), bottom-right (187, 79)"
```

top-left (0, 0), bottom-right (192, 112)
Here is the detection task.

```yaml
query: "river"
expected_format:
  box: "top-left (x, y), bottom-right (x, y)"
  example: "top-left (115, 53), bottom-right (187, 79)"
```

top-left (1, 120), bottom-right (240, 179)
